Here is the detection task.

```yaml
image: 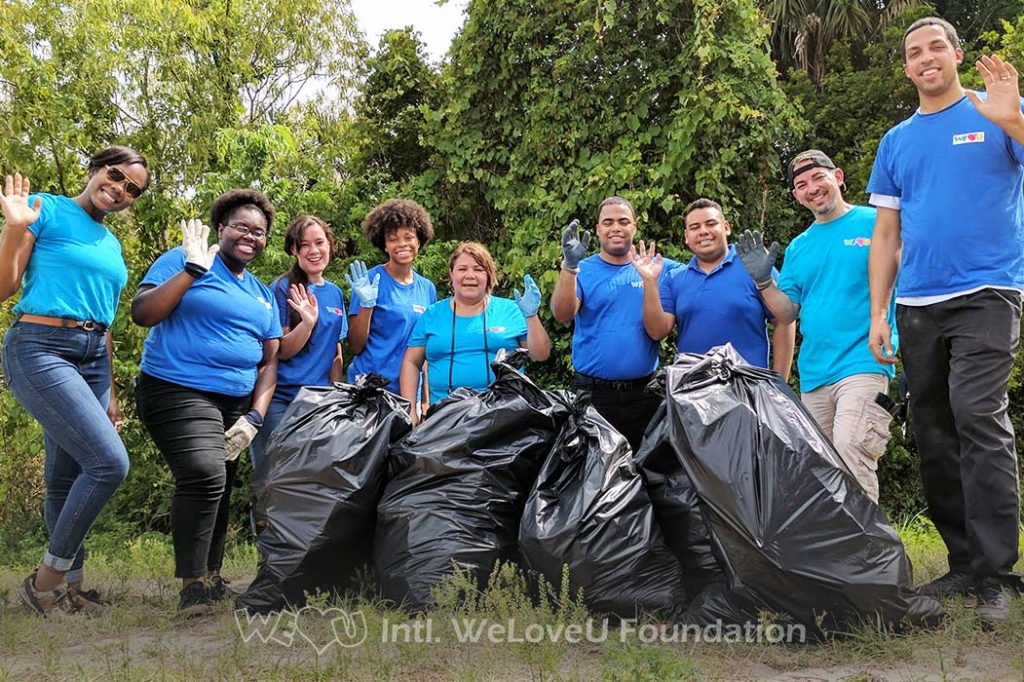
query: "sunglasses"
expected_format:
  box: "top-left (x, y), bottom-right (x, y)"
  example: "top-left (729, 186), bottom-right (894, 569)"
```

top-left (104, 166), bottom-right (144, 199)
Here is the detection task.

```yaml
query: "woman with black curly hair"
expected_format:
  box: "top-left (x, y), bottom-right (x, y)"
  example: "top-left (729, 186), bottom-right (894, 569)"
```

top-left (132, 189), bottom-right (281, 616)
top-left (346, 199), bottom-right (436, 409)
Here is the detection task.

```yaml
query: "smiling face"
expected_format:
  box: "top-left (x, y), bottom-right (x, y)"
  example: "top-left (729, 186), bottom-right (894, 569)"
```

top-left (792, 166), bottom-right (845, 220)
top-left (385, 226), bottom-right (420, 267)
top-left (293, 222), bottom-right (330, 279)
top-left (903, 24), bottom-right (963, 100)
top-left (450, 251), bottom-right (490, 306)
top-left (217, 205), bottom-right (268, 270)
top-left (684, 207), bottom-right (731, 264)
top-left (595, 203), bottom-right (637, 260)
top-left (83, 162), bottom-right (149, 214)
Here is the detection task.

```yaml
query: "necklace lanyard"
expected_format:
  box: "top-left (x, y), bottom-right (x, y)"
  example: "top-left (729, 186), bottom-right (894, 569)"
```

top-left (449, 297), bottom-right (491, 395)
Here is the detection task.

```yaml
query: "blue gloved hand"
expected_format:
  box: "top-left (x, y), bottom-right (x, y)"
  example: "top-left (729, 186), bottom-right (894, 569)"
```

top-left (514, 274), bottom-right (542, 318)
top-left (735, 230), bottom-right (780, 289)
top-left (560, 219), bottom-right (591, 272)
top-left (345, 260), bottom-right (380, 308)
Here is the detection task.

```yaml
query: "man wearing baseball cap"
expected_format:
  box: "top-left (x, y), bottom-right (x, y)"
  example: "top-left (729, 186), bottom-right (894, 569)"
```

top-left (734, 149), bottom-right (897, 503)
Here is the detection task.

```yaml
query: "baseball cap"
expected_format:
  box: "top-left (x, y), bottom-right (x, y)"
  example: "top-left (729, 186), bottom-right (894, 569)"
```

top-left (787, 150), bottom-right (836, 187)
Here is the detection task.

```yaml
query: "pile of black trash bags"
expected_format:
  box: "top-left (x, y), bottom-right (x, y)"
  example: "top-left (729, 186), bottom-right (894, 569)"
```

top-left (237, 346), bottom-right (944, 638)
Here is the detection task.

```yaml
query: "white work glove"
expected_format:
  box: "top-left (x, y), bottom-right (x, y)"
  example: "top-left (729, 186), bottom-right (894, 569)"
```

top-left (224, 414), bottom-right (259, 462)
top-left (181, 218), bottom-right (220, 269)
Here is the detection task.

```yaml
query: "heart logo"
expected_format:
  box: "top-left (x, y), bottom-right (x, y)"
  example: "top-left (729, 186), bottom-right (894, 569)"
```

top-left (968, 133), bottom-right (977, 141)
top-left (294, 606), bottom-right (347, 655)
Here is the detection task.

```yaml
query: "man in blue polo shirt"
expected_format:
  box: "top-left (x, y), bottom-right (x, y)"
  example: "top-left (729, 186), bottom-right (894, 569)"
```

top-left (551, 196), bottom-right (673, 452)
top-left (733, 150), bottom-right (897, 503)
top-left (633, 198), bottom-right (794, 377)
top-left (867, 16), bottom-right (1024, 624)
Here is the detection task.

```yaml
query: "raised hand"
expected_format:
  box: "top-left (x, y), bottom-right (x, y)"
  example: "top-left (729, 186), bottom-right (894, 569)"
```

top-left (1, 173), bottom-right (42, 230)
top-left (735, 230), bottom-right (780, 289)
top-left (287, 283), bottom-right (320, 327)
top-left (345, 260), bottom-right (379, 308)
top-left (966, 54), bottom-right (1023, 129)
top-left (629, 239), bottom-right (663, 281)
top-left (181, 218), bottom-right (219, 269)
top-left (560, 219), bottom-right (591, 271)
top-left (514, 273), bottom-right (542, 317)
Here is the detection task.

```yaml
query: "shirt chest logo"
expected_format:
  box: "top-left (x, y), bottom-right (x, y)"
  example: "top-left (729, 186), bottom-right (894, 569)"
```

top-left (488, 326), bottom-right (507, 333)
top-left (256, 295), bottom-right (273, 310)
top-left (952, 132), bottom-right (985, 145)
top-left (843, 237), bottom-right (871, 247)
top-left (324, 306), bottom-right (344, 316)
top-left (412, 304), bottom-right (426, 314)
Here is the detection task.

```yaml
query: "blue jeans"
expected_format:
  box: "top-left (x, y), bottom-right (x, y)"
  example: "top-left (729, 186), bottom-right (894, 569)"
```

top-left (248, 393), bottom-right (292, 472)
top-left (2, 322), bottom-right (130, 583)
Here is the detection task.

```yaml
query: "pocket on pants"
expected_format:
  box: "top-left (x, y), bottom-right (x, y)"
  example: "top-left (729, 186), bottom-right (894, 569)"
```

top-left (854, 400), bottom-right (893, 471)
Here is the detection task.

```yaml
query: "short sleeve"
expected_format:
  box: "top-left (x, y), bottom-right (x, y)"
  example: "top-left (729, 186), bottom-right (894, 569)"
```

top-left (510, 300), bottom-right (529, 340)
top-left (25, 194), bottom-right (53, 238)
top-left (265, 296), bottom-right (283, 340)
top-left (428, 279), bottom-right (438, 304)
top-left (271, 279), bottom-right (290, 328)
top-left (777, 252), bottom-right (802, 305)
top-left (658, 270), bottom-right (674, 312)
top-left (866, 133), bottom-right (900, 198)
top-left (408, 307), bottom-right (429, 347)
top-left (141, 247), bottom-right (187, 287)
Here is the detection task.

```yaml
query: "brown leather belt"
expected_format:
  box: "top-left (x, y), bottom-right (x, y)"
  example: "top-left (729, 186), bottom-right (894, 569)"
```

top-left (17, 314), bottom-right (108, 332)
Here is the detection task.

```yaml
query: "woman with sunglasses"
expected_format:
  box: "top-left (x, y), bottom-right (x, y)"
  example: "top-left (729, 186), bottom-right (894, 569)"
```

top-left (345, 199), bottom-right (436, 414)
top-left (1, 146), bottom-right (149, 616)
top-left (398, 241), bottom-right (550, 426)
top-left (247, 215), bottom-right (347, 468)
top-left (132, 189), bottom-right (281, 617)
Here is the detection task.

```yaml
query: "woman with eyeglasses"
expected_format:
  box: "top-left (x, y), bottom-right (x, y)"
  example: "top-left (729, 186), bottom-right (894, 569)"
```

top-left (345, 199), bottom-right (436, 413)
top-left (131, 189), bottom-right (281, 617)
top-left (247, 215), bottom-right (348, 468)
top-left (1, 146), bottom-right (149, 617)
top-left (398, 241), bottom-right (551, 426)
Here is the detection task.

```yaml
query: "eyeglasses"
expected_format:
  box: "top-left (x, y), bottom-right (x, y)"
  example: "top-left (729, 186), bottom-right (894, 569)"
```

top-left (104, 166), bottom-right (144, 199)
top-left (223, 223), bottom-right (268, 240)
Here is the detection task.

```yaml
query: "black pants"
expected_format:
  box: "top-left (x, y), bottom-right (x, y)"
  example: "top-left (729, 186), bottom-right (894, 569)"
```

top-left (575, 382), bottom-right (662, 453)
top-left (897, 288), bottom-right (1021, 582)
top-left (136, 373), bottom-right (249, 579)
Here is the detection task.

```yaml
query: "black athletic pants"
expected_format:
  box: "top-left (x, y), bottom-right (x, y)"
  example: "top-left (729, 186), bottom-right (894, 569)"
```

top-left (897, 288), bottom-right (1021, 583)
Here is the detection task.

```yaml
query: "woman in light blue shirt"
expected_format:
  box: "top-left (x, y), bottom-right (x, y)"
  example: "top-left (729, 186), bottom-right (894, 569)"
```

top-left (1, 146), bottom-right (149, 616)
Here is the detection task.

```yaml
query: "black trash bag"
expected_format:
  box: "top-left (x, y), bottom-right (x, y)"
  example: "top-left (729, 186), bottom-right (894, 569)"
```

top-left (678, 582), bottom-right (771, 628)
top-left (236, 374), bottom-right (411, 614)
top-left (519, 397), bottom-right (687, 619)
top-left (665, 345), bottom-right (944, 636)
top-left (374, 349), bottom-right (570, 611)
top-left (634, 399), bottom-right (724, 603)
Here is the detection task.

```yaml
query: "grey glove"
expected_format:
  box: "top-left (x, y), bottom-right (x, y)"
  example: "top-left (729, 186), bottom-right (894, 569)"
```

top-left (560, 219), bottom-right (591, 272)
top-left (224, 415), bottom-right (259, 462)
top-left (736, 230), bottom-right (780, 289)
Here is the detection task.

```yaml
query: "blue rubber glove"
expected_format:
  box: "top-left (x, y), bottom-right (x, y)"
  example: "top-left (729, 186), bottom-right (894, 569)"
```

top-left (514, 274), bottom-right (542, 318)
top-left (345, 260), bottom-right (380, 308)
top-left (735, 230), bottom-right (780, 289)
top-left (560, 219), bottom-right (591, 272)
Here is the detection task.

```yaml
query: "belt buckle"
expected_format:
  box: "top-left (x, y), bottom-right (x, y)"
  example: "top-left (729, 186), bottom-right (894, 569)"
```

top-left (79, 320), bottom-right (98, 331)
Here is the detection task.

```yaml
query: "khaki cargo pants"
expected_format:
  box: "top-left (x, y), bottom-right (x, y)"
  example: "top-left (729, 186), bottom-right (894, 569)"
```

top-left (801, 373), bottom-right (892, 503)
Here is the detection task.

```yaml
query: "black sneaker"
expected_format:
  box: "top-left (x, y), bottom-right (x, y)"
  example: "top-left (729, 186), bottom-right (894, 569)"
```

top-left (177, 581), bottom-right (213, 618)
top-left (976, 581), bottom-right (1013, 629)
top-left (208, 575), bottom-right (239, 602)
top-left (918, 570), bottom-right (974, 598)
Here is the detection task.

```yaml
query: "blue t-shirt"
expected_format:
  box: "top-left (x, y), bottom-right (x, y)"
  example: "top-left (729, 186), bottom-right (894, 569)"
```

top-left (408, 296), bottom-right (528, 404)
top-left (271, 278), bottom-right (348, 403)
top-left (347, 265), bottom-right (436, 393)
top-left (14, 193), bottom-right (128, 326)
top-left (777, 206), bottom-right (897, 392)
top-left (867, 95), bottom-right (1024, 297)
top-left (572, 254), bottom-right (677, 380)
top-left (659, 246), bottom-right (773, 367)
top-left (140, 248), bottom-right (283, 397)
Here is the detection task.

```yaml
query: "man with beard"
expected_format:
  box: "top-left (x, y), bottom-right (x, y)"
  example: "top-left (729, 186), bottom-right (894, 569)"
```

top-left (551, 196), bottom-right (673, 451)
top-left (867, 16), bottom-right (1024, 625)
top-left (634, 197), bottom-right (794, 378)
top-left (732, 151), bottom-right (897, 503)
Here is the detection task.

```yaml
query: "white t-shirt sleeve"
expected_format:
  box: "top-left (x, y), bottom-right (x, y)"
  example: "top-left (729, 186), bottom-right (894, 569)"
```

top-left (869, 194), bottom-right (901, 210)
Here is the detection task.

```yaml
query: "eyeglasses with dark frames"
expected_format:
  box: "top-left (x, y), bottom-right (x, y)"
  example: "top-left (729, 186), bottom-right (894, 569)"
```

top-left (223, 223), bottom-right (268, 240)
